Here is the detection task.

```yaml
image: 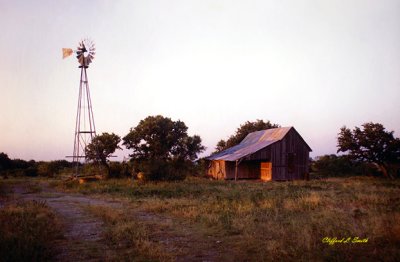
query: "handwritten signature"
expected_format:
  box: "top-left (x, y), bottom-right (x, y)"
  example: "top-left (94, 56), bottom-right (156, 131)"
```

top-left (322, 237), bottom-right (368, 245)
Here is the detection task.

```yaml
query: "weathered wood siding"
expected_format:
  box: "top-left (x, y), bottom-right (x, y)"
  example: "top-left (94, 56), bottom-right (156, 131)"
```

top-left (207, 160), bottom-right (226, 180)
top-left (238, 128), bottom-right (309, 180)
top-left (224, 161), bottom-right (260, 179)
top-left (207, 128), bottom-right (310, 180)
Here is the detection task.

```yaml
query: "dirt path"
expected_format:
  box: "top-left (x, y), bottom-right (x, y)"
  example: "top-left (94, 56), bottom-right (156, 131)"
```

top-left (9, 182), bottom-right (226, 261)
top-left (11, 184), bottom-right (120, 261)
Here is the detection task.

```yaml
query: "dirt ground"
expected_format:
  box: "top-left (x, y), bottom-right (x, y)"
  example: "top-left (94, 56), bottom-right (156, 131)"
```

top-left (7, 182), bottom-right (225, 261)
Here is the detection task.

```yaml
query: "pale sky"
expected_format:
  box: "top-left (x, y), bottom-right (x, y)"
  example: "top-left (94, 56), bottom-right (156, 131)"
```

top-left (1, 0), bottom-right (399, 161)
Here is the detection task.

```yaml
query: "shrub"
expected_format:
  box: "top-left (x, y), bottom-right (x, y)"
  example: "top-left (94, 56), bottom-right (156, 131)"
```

top-left (134, 159), bottom-right (188, 181)
top-left (81, 163), bottom-right (105, 177)
top-left (37, 160), bottom-right (74, 177)
top-left (313, 154), bottom-right (382, 177)
top-left (108, 162), bottom-right (132, 178)
top-left (191, 158), bottom-right (209, 177)
top-left (22, 167), bottom-right (38, 177)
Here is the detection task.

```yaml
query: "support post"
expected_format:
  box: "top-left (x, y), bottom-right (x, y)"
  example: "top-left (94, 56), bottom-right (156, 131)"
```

top-left (235, 160), bottom-right (238, 181)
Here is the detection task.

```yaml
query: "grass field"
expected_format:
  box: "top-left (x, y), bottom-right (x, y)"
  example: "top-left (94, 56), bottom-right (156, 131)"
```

top-left (48, 176), bottom-right (400, 261)
top-left (0, 199), bottom-right (63, 261)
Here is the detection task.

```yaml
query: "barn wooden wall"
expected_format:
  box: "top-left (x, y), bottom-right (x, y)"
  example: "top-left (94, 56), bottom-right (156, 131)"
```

top-left (239, 128), bottom-right (310, 180)
top-left (207, 128), bottom-right (310, 180)
top-left (225, 161), bottom-right (260, 179)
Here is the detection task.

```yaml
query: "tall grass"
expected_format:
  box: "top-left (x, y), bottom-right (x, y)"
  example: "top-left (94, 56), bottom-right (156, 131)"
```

top-left (0, 200), bottom-right (63, 261)
top-left (85, 205), bottom-right (174, 261)
top-left (53, 176), bottom-right (400, 261)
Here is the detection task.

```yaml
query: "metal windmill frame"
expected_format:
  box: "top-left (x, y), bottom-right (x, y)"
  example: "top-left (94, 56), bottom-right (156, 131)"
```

top-left (64, 39), bottom-right (97, 176)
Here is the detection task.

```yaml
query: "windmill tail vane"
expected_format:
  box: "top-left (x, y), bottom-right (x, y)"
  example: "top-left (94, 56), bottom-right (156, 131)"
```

top-left (62, 48), bottom-right (74, 59)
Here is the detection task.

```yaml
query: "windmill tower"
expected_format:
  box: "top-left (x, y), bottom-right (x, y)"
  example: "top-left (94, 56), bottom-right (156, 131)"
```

top-left (63, 39), bottom-right (96, 175)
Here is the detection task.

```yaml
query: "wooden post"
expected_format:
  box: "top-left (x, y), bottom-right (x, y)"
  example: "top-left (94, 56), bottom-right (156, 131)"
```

top-left (235, 160), bottom-right (238, 181)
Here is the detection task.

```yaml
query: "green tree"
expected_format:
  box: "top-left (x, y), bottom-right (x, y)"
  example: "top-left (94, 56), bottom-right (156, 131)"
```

top-left (337, 122), bottom-right (400, 178)
top-left (214, 140), bottom-right (227, 153)
top-left (85, 132), bottom-right (121, 175)
top-left (214, 119), bottom-right (280, 153)
top-left (123, 115), bottom-right (205, 180)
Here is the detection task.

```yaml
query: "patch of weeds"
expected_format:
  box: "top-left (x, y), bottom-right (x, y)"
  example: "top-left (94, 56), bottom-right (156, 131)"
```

top-left (86, 205), bottom-right (174, 261)
top-left (0, 181), bottom-right (10, 199)
top-left (0, 200), bottom-right (63, 261)
top-left (26, 183), bottom-right (42, 193)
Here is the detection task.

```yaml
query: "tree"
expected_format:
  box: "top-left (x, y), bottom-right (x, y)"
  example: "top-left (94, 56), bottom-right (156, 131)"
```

top-left (337, 122), bottom-right (400, 178)
top-left (85, 132), bottom-right (121, 175)
top-left (214, 119), bottom-right (280, 153)
top-left (122, 115), bottom-right (205, 180)
top-left (214, 140), bottom-right (227, 153)
top-left (0, 152), bottom-right (12, 172)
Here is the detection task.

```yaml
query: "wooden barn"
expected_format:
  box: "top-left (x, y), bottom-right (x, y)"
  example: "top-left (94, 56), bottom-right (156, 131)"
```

top-left (207, 127), bottom-right (312, 181)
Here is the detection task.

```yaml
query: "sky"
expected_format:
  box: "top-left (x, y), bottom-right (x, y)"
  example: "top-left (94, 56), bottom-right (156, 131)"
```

top-left (1, 0), bottom-right (399, 161)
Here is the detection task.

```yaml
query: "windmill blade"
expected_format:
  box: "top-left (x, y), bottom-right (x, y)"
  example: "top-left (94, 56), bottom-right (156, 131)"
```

top-left (74, 38), bottom-right (96, 66)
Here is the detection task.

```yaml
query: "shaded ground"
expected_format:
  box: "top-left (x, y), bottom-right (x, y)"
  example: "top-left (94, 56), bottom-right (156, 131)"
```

top-left (7, 181), bottom-right (224, 261)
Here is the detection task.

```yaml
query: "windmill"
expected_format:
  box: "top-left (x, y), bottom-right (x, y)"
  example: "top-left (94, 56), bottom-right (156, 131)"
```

top-left (63, 39), bottom-right (96, 175)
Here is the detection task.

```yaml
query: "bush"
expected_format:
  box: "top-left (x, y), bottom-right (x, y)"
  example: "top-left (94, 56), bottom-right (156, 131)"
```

top-left (81, 163), bottom-right (104, 177)
top-left (312, 154), bottom-right (380, 177)
top-left (192, 158), bottom-right (209, 177)
top-left (108, 162), bottom-right (132, 178)
top-left (134, 159), bottom-right (189, 181)
top-left (313, 155), bottom-right (354, 177)
top-left (36, 160), bottom-right (74, 177)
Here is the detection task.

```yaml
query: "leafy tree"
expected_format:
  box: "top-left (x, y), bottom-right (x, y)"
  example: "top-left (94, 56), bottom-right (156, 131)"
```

top-left (0, 152), bottom-right (12, 171)
top-left (123, 115), bottom-right (205, 180)
top-left (214, 119), bottom-right (280, 153)
top-left (123, 115), bottom-right (205, 161)
top-left (85, 132), bottom-right (121, 175)
top-left (337, 122), bottom-right (400, 178)
top-left (215, 140), bottom-right (227, 153)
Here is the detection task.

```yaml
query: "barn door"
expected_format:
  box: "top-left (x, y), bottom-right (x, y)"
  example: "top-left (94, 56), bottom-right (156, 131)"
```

top-left (260, 162), bottom-right (272, 181)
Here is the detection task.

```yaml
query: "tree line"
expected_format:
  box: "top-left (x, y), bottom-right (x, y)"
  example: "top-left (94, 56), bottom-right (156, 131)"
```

top-left (1, 116), bottom-right (399, 180)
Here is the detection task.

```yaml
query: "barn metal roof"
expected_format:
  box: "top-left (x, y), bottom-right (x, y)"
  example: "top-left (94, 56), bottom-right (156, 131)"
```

top-left (207, 127), bottom-right (306, 161)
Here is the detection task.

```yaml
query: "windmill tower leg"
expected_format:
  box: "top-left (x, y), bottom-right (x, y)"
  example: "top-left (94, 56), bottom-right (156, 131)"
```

top-left (72, 66), bottom-right (96, 176)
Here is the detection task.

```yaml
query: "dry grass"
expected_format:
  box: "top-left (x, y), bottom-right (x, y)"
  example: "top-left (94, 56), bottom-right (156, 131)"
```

top-left (52, 176), bottom-right (400, 261)
top-left (85, 205), bottom-right (174, 261)
top-left (0, 200), bottom-right (63, 261)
